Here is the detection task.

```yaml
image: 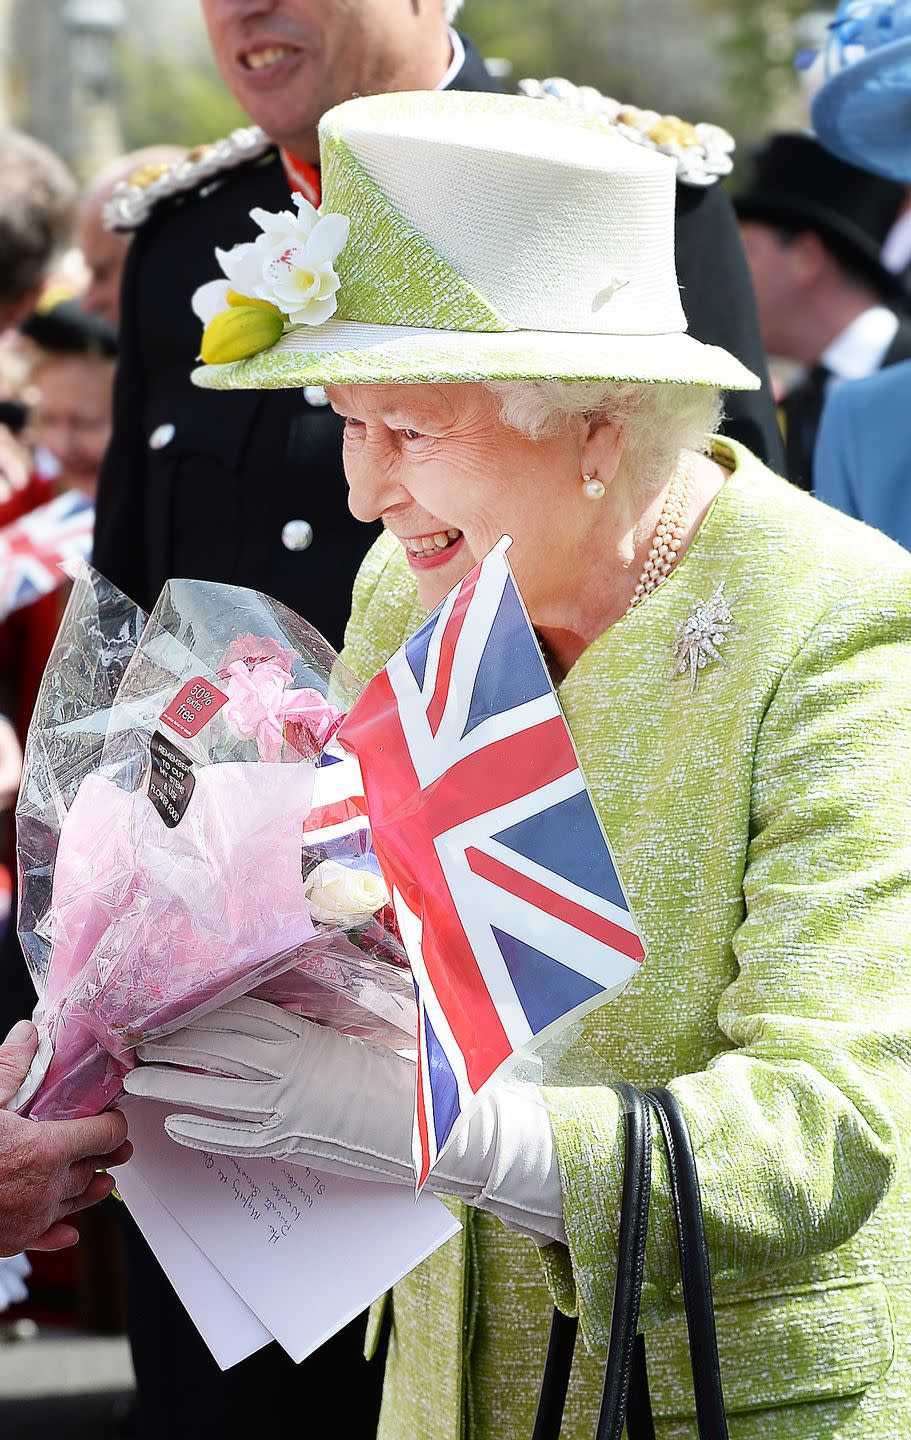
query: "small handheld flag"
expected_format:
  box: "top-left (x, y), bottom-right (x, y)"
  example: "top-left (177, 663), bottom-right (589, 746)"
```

top-left (338, 539), bottom-right (644, 1189)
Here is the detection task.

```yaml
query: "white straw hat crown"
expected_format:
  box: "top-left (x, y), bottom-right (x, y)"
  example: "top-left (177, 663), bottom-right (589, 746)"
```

top-left (192, 91), bottom-right (759, 392)
top-left (328, 99), bottom-right (686, 336)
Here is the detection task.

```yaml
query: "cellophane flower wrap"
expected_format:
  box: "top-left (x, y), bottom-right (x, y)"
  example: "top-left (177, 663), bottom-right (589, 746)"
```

top-left (13, 564), bottom-right (415, 1121)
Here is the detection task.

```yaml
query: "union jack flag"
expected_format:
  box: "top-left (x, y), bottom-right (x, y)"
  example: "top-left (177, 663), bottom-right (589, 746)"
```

top-left (301, 746), bottom-right (373, 872)
top-left (0, 490), bottom-right (94, 621)
top-left (338, 539), bottom-right (645, 1188)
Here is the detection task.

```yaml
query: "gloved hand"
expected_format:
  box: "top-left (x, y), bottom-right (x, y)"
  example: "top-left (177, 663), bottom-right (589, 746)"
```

top-left (123, 997), bottom-right (566, 1244)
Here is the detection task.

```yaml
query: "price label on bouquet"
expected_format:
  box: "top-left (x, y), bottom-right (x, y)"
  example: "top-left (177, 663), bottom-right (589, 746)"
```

top-left (148, 730), bottom-right (197, 828)
top-left (160, 676), bottom-right (228, 740)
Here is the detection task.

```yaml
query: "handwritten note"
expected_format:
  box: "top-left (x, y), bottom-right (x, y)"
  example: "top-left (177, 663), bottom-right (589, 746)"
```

top-left (122, 1098), bottom-right (461, 1365)
top-left (199, 1151), bottom-right (325, 1246)
top-left (115, 1161), bottom-right (272, 1370)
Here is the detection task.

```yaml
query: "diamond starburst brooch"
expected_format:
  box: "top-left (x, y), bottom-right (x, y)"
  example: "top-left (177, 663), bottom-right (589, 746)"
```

top-left (672, 583), bottom-right (737, 689)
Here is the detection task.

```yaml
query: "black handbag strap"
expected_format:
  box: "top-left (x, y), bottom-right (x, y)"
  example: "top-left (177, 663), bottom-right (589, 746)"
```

top-left (531, 1084), bottom-right (728, 1440)
top-left (594, 1082), bottom-right (652, 1440)
top-left (637, 1087), bottom-right (729, 1440)
top-left (531, 1081), bottom-right (651, 1440)
top-left (531, 1308), bottom-right (579, 1440)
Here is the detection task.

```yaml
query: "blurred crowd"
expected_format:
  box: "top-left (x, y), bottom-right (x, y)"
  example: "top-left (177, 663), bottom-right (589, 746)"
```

top-left (0, 137), bottom-right (186, 946)
top-left (1, 1), bottom-right (911, 1436)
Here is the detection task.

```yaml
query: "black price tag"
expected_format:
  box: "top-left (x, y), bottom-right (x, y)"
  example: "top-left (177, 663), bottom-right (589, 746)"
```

top-left (147, 729), bottom-right (196, 828)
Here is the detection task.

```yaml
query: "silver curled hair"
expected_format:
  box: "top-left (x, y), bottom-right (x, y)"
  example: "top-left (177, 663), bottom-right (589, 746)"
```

top-left (485, 381), bottom-right (724, 493)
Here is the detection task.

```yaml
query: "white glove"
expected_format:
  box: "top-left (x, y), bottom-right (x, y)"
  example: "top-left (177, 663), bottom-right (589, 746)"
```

top-left (123, 997), bottom-right (566, 1245)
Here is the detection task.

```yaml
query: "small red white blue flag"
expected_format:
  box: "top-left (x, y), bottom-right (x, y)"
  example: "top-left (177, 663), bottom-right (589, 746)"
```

top-left (0, 490), bottom-right (94, 621)
top-left (338, 538), bottom-right (645, 1189)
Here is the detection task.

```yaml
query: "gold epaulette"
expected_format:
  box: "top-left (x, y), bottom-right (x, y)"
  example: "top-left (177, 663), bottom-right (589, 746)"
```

top-left (103, 126), bottom-right (274, 233)
top-left (518, 77), bottom-right (735, 187)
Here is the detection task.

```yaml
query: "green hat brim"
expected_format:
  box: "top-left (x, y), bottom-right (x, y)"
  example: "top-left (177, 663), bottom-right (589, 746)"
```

top-left (192, 320), bottom-right (760, 393)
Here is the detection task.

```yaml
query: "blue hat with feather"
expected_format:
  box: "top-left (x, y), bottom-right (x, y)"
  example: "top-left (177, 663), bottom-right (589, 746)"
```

top-left (811, 1), bottom-right (911, 182)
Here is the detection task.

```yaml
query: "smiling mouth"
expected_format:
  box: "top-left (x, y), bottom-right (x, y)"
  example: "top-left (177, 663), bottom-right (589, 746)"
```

top-left (241, 45), bottom-right (298, 71)
top-left (402, 528), bottom-right (462, 556)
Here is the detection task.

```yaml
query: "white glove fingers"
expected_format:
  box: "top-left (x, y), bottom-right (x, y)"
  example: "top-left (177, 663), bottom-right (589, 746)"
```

top-left (124, 1064), bottom-right (277, 1120)
top-left (198, 996), bottom-right (315, 1042)
top-left (135, 1032), bottom-right (284, 1081)
top-left (165, 1113), bottom-right (286, 1157)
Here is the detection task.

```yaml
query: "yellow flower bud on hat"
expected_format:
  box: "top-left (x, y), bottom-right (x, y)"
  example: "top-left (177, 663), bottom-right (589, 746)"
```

top-left (200, 305), bottom-right (284, 365)
top-left (226, 289), bottom-right (283, 317)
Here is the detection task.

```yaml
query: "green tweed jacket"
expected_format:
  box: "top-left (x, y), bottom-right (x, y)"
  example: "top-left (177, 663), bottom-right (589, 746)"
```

top-left (340, 440), bottom-right (911, 1440)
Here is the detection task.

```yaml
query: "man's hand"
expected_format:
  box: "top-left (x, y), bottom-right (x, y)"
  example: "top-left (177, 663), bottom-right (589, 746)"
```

top-left (0, 1021), bottom-right (131, 1255)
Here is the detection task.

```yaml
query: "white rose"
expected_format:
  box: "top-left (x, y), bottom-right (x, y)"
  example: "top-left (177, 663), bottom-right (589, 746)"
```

top-left (216, 194), bottom-right (350, 327)
top-left (303, 860), bottom-right (389, 927)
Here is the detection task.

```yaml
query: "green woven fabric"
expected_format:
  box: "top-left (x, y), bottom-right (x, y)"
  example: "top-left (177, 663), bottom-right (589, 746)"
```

top-left (320, 133), bottom-right (508, 333)
top-left (191, 330), bottom-right (760, 393)
top-left (341, 440), bottom-right (911, 1440)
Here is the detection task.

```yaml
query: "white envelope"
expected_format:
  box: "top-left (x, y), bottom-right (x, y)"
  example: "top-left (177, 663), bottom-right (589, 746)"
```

top-left (120, 1098), bottom-right (461, 1366)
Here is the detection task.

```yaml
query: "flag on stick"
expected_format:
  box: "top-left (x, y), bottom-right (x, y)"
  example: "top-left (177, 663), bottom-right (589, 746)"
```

top-left (338, 538), bottom-right (644, 1189)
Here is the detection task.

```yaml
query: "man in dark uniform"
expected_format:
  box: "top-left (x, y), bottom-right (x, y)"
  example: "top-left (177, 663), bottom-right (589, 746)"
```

top-left (95, 1), bottom-right (503, 648)
top-left (92, 5), bottom-right (781, 1436)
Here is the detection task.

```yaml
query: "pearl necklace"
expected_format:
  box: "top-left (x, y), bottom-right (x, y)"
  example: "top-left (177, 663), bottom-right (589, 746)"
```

top-left (625, 458), bottom-right (693, 615)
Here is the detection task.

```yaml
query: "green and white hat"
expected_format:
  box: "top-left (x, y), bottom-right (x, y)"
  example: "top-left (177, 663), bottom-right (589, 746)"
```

top-left (191, 90), bottom-right (759, 394)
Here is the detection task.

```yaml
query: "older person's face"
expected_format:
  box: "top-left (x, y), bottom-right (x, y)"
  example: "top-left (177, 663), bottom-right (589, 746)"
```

top-left (28, 354), bottom-right (114, 500)
top-left (199, 0), bottom-right (451, 159)
top-left (328, 382), bottom-right (605, 617)
top-left (77, 196), bottom-right (129, 328)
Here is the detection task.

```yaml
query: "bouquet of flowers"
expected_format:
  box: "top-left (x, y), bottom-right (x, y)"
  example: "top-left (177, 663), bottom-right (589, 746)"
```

top-left (13, 564), bottom-right (415, 1121)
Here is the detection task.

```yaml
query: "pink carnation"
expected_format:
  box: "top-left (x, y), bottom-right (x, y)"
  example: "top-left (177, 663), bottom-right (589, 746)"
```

top-left (218, 632), bottom-right (297, 679)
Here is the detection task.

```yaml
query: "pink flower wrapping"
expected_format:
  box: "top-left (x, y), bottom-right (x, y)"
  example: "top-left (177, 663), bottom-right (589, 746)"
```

top-left (14, 574), bottom-right (411, 1121)
top-left (24, 763), bottom-right (318, 1119)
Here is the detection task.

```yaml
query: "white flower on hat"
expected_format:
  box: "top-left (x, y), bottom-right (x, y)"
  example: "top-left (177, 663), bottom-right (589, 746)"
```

top-left (190, 193), bottom-right (350, 364)
top-left (218, 194), bottom-right (350, 326)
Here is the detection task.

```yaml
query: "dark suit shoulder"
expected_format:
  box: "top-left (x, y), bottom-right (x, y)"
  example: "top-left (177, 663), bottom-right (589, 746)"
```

top-left (125, 149), bottom-right (291, 370)
top-left (104, 126), bottom-right (279, 235)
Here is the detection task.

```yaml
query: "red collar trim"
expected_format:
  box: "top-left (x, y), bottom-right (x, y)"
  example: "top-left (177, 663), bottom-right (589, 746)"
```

top-left (280, 150), bottom-right (321, 207)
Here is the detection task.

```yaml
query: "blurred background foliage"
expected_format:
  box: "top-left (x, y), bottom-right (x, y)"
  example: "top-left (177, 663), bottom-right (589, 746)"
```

top-left (460, 0), bottom-right (826, 168)
top-left (117, 46), bottom-right (247, 152)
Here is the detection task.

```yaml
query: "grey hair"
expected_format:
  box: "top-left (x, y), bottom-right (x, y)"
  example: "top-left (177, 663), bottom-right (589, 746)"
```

top-left (485, 380), bottom-right (724, 492)
top-left (0, 131), bottom-right (76, 307)
top-left (444, 0), bottom-right (466, 21)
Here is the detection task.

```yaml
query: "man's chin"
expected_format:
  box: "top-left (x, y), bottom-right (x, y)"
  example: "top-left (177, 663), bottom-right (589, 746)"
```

top-left (231, 66), bottom-right (321, 149)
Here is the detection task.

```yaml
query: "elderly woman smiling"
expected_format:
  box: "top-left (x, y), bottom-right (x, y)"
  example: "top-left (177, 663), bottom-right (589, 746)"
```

top-left (126, 92), bottom-right (911, 1440)
top-left (331, 378), bottom-right (722, 662)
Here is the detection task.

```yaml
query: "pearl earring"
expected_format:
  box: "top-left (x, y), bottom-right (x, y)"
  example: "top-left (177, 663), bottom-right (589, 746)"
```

top-left (582, 473), bottom-right (605, 500)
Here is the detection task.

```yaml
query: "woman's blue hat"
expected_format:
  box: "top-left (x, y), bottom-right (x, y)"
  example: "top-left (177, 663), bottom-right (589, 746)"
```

top-left (811, 1), bottom-right (911, 182)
